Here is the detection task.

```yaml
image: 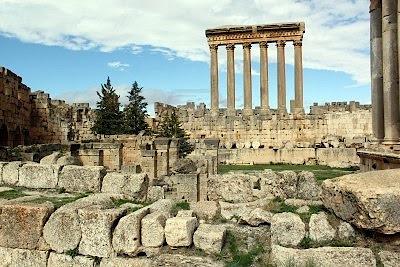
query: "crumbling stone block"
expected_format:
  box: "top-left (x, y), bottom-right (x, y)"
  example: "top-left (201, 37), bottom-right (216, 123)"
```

top-left (309, 212), bottom-right (335, 243)
top-left (141, 212), bottom-right (167, 247)
top-left (193, 224), bottom-right (226, 254)
top-left (78, 206), bottom-right (126, 257)
top-left (271, 212), bottom-right (305, 247)
top-left (0, 247), bottom-right (49, 267)
top-left (101, 172), bottom-right (148, 201)
top-left (0, 202), bottom-right (54, 249)
top-left (165, 216), bottom-right (198, 247)
top-left (192, 201), bottom-right (220, 221)
top-left (48, 252), bottom-right (96, 267)
top-left (40, 152), bottom-right (61, 164)
top-left (58, 165), bottom-right (105, 192)
top-left (2, 161), bottom-right (23, 185)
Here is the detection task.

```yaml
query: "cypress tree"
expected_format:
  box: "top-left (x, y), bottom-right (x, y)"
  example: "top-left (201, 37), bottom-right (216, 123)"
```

top-left (92, 77), bottom-right (124, 135)
top-left (123, 81), bottom-right (149, 135)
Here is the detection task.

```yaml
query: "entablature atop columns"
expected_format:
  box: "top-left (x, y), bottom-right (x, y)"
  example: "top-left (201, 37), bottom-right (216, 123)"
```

top-left (205, 22), bottom-right (305, 46)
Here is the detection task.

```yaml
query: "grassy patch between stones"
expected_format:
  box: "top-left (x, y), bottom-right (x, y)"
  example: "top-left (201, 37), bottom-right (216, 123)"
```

top-left (220, 231), bottom-right (264, 267)
top-left (299, 236), bottom-right (355, 249)
top-left (298, 205), bottom-right (325, 223)
top-left (218, 164), bottom-right (357, 181)
top-left (0, 189), bottom-right (28, 200)
top-left (30, 193), bottom-right (88, 209)
top-left (171, 201), bottom-right (190, 215)
top-left (269, 197), bottom-right (297, 214)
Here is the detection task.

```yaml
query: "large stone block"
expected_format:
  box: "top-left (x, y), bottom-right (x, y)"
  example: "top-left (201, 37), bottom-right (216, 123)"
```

top-left (18, 163), bottom-right (61, 189)
top-left (0, 202), bottom-right (54, 249)
top-left (193, 224), bottom-right (226, 254)
top-left (296, 171), bottom-right (321, 200)
top-left (271, 212), bottom-right (305, 247)
top-left (2, 161), bottom-right (23, 185)
top-left (0, 162), bottom-right (7, 185)
top-left (43, 193), bottom-right (115, 253)
top-left (321, 169), bottom-right (400, 234)
top-left (191, 201), bottom-right (220, 221)
top-left (78, 206), bottom-right (126, 257)
top-left (271, 245), bottom-right (376, 267)
top-left (379, 251), bottom-right (400, 267)
top-left (48, 252), bottom-right (96, 267)
top-left (112, 207), bottom-right (150, 255)
top-left (58, 165), bottom-right (106, 192)
top-left (141, 212), bottom-right (167, 247)
top-left (309, 212), bottom-right (335, 243)
top-left (100, 257), bottom-right (153, 267)
top-left (40, 152), bottom-right (61, 164)
top-left (165, 217), bottom-right (198, 247)
top-left (0, 247), bottom-right (49, 267)
top-left (101, 172), bottom-right (148, 201)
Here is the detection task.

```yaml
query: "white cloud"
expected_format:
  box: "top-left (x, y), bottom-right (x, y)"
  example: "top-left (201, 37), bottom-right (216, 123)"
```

top-left (0, 0), bottom-right (370, 84)
top-left (107, 61), bottom-right (130, 71)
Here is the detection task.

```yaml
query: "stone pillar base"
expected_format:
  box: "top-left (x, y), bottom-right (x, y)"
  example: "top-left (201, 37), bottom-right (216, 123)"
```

top-left (259, 108), bottom-right (270, 116)
top-left (277, 108), bottom-right (287, 115)
top-left (243, 109), bottom-right (253, 116)
top-left (226, 109), bottom-right (236, 117)
top-left (210, 109), bottom-right (219, 117)
top-left (292, 107), bottom-right (304, 114)
top-left (382, 139), bottom-right (400, 146)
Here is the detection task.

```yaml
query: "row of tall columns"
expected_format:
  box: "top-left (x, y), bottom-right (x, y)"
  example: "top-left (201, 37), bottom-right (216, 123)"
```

top-left (370, 0), bottom-right (400, 144)
top-left (209, 40), bottom-right (304, 117)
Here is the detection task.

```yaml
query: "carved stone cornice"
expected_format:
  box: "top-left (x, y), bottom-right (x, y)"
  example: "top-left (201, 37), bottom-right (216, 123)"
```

top-left (243, 43), bottom-right (252, 49)
top-left (259, 41), bottom-right (268, 48)
top-left (226, 44), bottom-right (235, 51)
top-left (276, 40), bottom-right (286, 48)
top-left (293, 40), bottom-right (302, 47)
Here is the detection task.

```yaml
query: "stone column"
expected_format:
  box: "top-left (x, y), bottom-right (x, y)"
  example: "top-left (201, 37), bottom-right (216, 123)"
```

top-left (210, 44), bottom-right (219, 116)
top-left (277, 40), bottom-right (287, 114)
top-left (260, 42), bottom-right (270, 115)
top-left (294, 40), bottom-right (304, 114)
top-left (382, 0), bottom-right (399, 143)
top-left (243, 43), bottom-right (253, 116)
top-left (371, 0), bottom-right (384, 141)
top-left (226, 44), bottom-right (236, 116)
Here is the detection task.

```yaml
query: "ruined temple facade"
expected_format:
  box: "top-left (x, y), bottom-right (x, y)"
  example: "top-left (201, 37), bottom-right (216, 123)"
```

top-left (0, 67), bottom-right (94, 147)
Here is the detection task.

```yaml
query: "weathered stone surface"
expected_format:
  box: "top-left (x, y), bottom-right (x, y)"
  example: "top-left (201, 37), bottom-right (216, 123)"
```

top-left (296, 205), bottom-right (310, 214)
top-left (165, 216), bottom-right (198, 247)
top-left (58, 165), bottom-right (106, 192)
top-left (191, 201), bottom-right (220, 221)
top-left (56, 155), bottom-right (81, 166)
top-left (148, 199), bottom-right (174, 216)
top-left (338, 221), bottom-right (355, 239)
top-left (18, 163), bottom-right (61, 189)
top-left (309, 212), bottom-right (335, 243)
top-left (271, 245), bottom-right (376, 267)
top-left (284, 198), bottom-right (323, 208)
top-left (208, 173), bottom-right (254, 203)
top-left (101, 172), bottom-right (148, 201)
top-left (141, 212), bottom-right (167, 247)
top-left (0, 162), bottom-right (7, 184)
top-left (277, 171), bottom-right (298, 198)
top-left (271, 212), bottom-right (305, 247)
top-left (147, 185), bottom-right (165, 202)
top-left (78, 206), bottom-right (126, 257)
top-left (177, 209), bottom-right (195, 217)
top-left (112, 207), bottom-right (150, 255)
top-left (172, 158), bottom-right (197, 174)
top-left (0, 202), bottom-right (54, 249)
top-left (155, 254), bottom-right (224, 267)
top-left (0, 247), bottom-right (49, 267)
top-left (379, 250), bottom-right (400, 267)
top-left (193, 224), bottom-right (226, 254)
top-left (321, 169), bottom-right (400, 234)
top-left (43, 194), bottom-right (115, 253)
top-left (40, 152), bottom-right (61, 164)
top-left (48, 252), bottom-right (95, 267)
top-left (239, 208), bottom-right (273, 226)
top-left (100, 257), bottom-right (153, 267)
top-left (220, 198), bottom-right (273, 221)
top-left (2, 161), bottom-right (23, 185)
top-left (296, 171), bottom-right (321, 200)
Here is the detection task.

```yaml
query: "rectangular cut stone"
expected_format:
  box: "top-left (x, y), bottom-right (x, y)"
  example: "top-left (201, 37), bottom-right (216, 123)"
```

top-left (2, 161), bottom-right (23, 186)
top-left (193, 224), bottom-right (226, 254)
top-left (165, 217), bottom-right (198, 247)
top-left (101, 172), bottom-right (148, 201)
top-left (0, 162), bottom-right (7, 185)
top-left (58, 165), bottom-right (105, 192)
top-left (0, 247), bottom-right (49, 267)
top-left (18, 163), bottom-right (61, 189)
top-left (78, 207), bottom-right (126, 257)
top-left (141, 212), bottom-right (167, 247)
top-left (48, 252), bottom-right (96, 267)
top-left (0, 202), bottom-right (54, 249)
top-left (100, 257), bottom-right (153, 267)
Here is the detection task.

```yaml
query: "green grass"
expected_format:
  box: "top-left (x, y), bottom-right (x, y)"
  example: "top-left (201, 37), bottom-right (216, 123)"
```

top-left (218, 163), bottom-right (357, 181)
top-left (270, 197), bottom-right (297, 214)
top-left (0, 189), bottom-right (28, 200)
top-left (298, 205), bottom-right (325, 223)
top-left (300, 236), bottom-right (355, 249)
top-left (30, 194), bottom-right (88, 209)
top-left (171, 201), bottom-right (190, 215)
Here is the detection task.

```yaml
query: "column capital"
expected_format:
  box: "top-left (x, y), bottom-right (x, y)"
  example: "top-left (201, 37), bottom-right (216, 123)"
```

top-left (259, 41), bottom-right (268, 48)
top-left (293, 40), bottom-right (303, 47)
top-left (276, 40), bottom-right (286, 48)
top-left (226, 44), bottom-right (235, 50)
top-left (209, 44), bottom-right (218, 51)
top-left (243, 42), bottom-right (252, 49)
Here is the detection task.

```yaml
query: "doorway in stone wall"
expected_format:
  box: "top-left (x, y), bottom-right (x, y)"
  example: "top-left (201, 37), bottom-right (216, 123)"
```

top-left (0, 124), bottom-right (9, 146)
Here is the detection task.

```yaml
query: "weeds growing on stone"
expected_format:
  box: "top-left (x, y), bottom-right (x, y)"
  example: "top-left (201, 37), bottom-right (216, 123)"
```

top-left (30, 193), bottom-right (88, 209)
top-left (298, 205), bottom-right (325, 223)
top-left (270, 197), bottom-right (297, 214)
top-left (65, 247), bottom-right (79, 258)
top-left (171, 201), bottom-right (190, 215)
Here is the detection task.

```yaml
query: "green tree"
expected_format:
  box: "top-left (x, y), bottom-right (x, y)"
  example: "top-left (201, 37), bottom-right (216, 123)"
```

top-left (157, 110), bottom-right (194, 157)
top-left (123, 81), bottom-right (149, 135)
top-left (92, 77), bottom-right (124, 135)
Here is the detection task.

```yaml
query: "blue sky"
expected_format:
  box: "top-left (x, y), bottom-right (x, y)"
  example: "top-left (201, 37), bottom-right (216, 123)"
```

top-left (0, 0), bottom-right (371, 115)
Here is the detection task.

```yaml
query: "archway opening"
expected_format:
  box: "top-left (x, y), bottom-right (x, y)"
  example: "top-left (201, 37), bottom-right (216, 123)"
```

top-left (0, 124), bottom-right (9, 146)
